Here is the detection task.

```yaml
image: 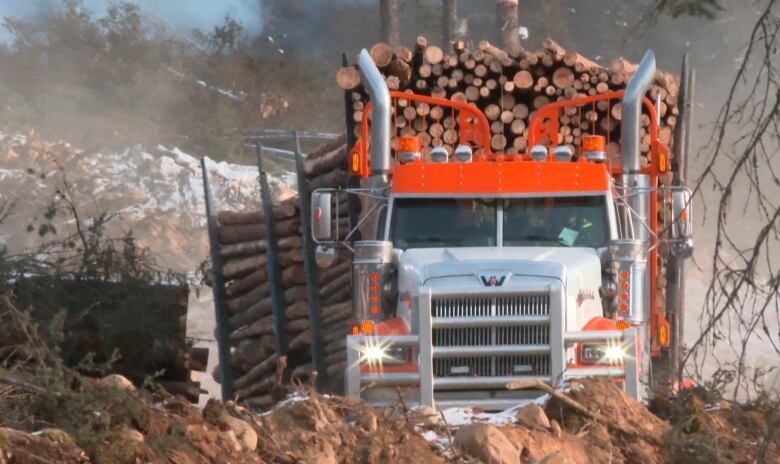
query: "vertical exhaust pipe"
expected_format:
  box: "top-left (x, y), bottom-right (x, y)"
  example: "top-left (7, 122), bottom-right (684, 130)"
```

top-left (357, 49), bottom-right (391, 176)
top-left (621, 50), bottom-right (656, 173)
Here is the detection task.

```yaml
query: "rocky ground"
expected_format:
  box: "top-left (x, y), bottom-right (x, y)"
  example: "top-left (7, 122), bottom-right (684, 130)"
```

top-left (1, 372), bottom-right (776, 464)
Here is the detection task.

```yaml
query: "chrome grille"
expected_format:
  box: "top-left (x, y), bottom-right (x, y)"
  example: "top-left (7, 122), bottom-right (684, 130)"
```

top-left (432, 294), bottom-right (551, 379)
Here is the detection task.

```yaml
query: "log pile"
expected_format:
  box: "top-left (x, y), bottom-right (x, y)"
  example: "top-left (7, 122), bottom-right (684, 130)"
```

top-left (339, 37), bottom-right (679, 167)
top-left (8, 278), bottom-right (208, 403)
top-left (214, 135), bottom-right (352, 409)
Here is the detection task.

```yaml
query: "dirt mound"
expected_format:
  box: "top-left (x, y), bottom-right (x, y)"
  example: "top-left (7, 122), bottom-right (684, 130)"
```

top-left (256, 393), bottom-right (444, 464)
top-left (1, 372), bottom-right (776, 463)
top-left (418, 378), bottom-right (777, 463)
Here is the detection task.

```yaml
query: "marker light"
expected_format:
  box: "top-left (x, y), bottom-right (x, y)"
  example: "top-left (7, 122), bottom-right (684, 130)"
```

top-left (553, 145), bottom-right (573, 162)
top-left (616, 319), bottom-right (630, 330)
top-left (361, 320), bottom-right (375, 335)
top-left (398, 136), bottom-right (421, 153)
top-left (350, 150), bottom-right (361, 174)
top-left (583, 135), bottom-right (607, 162)
top-left (530, 144), bottom-right (548, 161)
top-left (659, 325), bottom-right (670, 346)
top-left (430, 146), bottom-right (449, 163)
top-left (398, 136), bottom-right (422, 164)
top-left (454, 144), bottom-right (473, 162)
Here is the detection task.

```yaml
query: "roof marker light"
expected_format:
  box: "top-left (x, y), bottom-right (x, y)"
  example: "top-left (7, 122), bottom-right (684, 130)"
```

top-left (553, 145), bottom-right (573, 162)
top-left (583, 135), bottom-right (607, 163)
top-left (398, 135), bottom-right (421, 164)
top-left (430, 146), bottom-right (449, 163)
top-left (454, 144), bottom-right (473, 162)
top-left (530, 144), bottom-right (548, 161)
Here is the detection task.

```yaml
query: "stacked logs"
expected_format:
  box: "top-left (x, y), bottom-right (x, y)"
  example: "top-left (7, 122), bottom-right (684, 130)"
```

top-left (338, 37), bottom-right (679, 165)
top-left (213, 136), bottom-right (352, 409)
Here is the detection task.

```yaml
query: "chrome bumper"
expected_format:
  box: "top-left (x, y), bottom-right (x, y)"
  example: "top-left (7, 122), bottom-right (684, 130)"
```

top-left (346, 285), bottom-right (642, 409)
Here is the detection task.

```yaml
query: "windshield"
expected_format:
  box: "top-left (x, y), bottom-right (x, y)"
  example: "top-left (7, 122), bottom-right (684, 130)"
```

top-left (391, 198), bottom-right (496, 249)
top-left (390, 195), bottom-right (609, 249)
top-left (503, 196), bottom-right (608, 248)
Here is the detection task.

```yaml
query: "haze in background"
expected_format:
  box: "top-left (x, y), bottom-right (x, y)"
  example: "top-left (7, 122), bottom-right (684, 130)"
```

top-left (0, 0), bottom-right (264, 40)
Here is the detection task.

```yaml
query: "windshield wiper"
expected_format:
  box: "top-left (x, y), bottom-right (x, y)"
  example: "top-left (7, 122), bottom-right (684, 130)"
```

top-left (403, 236), bottom-right (466, 246)
top-left (506, 235), bottom-right (567, 246)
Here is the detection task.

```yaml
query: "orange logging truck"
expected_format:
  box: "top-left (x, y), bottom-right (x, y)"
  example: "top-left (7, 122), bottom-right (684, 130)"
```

top-left (311, 49), bottom-right (694, 409)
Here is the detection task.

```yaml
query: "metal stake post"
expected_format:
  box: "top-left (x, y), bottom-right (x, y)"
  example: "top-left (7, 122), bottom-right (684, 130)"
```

top-left (293, 132), bottom-right (326, 389)
top-left (255, 144), bottom-right (288, 360)
top-left (667, 54), bottom-right (694, 385)
top-left (201, 157), bottom-right (234, 401)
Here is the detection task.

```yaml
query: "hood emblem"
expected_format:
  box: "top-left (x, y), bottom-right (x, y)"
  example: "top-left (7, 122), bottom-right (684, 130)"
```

top-left (478, 271), bottom-right (511, 287)
top-left (577, 289), bottom-right (595, 307)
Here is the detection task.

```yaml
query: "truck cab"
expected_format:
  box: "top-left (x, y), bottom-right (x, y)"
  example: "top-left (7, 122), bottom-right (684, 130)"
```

top-left (311, 49), bottom-right (693, 409)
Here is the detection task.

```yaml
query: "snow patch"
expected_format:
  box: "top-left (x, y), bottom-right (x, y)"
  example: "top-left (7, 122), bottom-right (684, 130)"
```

top-left (439, 395), bottom-right (550, 427)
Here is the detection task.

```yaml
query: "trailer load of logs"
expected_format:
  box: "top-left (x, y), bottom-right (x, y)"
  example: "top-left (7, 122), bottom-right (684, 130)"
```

top-left (338, 37), bottom-right (679, 168)
top-left (213, 135), bottom-right (352, 409)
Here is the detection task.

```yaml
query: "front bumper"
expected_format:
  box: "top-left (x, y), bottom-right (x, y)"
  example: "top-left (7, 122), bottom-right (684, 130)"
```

top-left (345, 285), bottom-right (641, 410)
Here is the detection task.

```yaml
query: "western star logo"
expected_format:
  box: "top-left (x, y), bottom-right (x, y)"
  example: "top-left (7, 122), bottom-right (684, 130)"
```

top-left (478, 271), bottom-right (511, 287)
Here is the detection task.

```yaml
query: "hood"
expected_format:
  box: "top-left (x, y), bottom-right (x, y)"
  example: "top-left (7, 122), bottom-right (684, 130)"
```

top-left (396, 247), bottom-right (604, 331)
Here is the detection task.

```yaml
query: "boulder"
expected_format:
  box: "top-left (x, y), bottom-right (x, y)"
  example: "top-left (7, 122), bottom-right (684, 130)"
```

top-left (550, 419), bottom-right (562, 438)
top-left (415, 405), bottom-right (439, 426)
top-left (454, 423), bottom-right (520, 464)
top-left (100, 374), bottom-right (135, 390)
top-left (539, 450), bottom-right (575, 464)
top-left (515, 403), bottom-right (551, 430)
top-left (202, 399), bottom-right (258, 451)
top-left (359, 413), bottom-right (378, 432)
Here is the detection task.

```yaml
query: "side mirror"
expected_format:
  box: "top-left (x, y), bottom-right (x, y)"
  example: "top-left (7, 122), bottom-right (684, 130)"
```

top-left (311, 191), bottom-right (333, 242)
top-left (671, 187), bottom-right (694, 257)
top-left (315, 244), bottom-right (338, 268)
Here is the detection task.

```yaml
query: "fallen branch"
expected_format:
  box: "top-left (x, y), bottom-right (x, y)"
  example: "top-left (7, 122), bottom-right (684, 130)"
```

top-left (506, 379), bottom-right (647, 443)
top-left (0, 373), bottom-right (51, 396)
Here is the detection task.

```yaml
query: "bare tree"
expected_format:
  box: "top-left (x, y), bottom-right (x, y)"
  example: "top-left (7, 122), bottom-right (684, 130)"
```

top-left (380, 0), bottom-right (400, 47)
top-left (680, 0), bottom-right (780, 398)
top-left (496, 0), bottom-right (521, 55)
top-left (442, 0), bottom-right (459, 46)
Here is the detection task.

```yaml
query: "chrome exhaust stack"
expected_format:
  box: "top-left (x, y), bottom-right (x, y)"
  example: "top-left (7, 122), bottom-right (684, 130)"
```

top-left (615, 50), bottom-right (656, 382)
top-left (357, 49), bottom-right (391, 178)
top-left (620, 50), bottom-right (656, 174)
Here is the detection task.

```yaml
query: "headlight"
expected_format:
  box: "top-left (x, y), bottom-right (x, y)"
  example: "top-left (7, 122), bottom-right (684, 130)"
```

top-left (580, 342), bottom-right (625, 365)
top-left (359, 340), bottom-right (408, 367)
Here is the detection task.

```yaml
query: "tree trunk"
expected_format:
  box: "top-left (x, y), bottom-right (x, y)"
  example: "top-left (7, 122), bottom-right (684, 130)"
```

top-left (442, 0), bottom-right (459, 46)
top-left (496, 0), bottom-right (521, 56)
top-left (380, 0), bottom-right (400, 47)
